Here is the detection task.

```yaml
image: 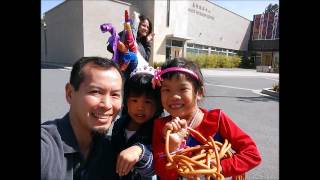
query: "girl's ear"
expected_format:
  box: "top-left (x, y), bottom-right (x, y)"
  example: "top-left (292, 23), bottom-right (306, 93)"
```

top-left (196, 87), bottom-right (205, 100)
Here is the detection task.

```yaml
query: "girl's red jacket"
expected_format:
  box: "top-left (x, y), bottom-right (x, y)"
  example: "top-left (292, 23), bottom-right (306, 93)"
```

top-left (152, 108), bottom-right (262, 179)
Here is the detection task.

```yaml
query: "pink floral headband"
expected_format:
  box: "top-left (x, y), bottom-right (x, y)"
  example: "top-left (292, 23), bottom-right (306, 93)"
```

top-left (151, 67), bottom-right (199, 89)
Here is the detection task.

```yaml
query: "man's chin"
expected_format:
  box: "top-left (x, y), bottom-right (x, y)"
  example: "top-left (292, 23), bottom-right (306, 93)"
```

top-left (92, 126), bottom-right (109, 135)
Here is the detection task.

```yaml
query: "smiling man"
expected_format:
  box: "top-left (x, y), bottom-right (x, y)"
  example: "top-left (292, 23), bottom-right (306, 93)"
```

top-left (41, 57), bottom-right (124, 180)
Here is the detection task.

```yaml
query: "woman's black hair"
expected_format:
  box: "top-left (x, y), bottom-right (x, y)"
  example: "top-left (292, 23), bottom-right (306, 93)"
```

top-left (139, 14), bottom-right (153, 37)
top-left (160, 57), bottom-right (204, 95)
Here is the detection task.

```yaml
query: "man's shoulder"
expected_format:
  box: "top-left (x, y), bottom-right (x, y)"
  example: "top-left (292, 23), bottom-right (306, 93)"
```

top-left (41, 118), bottom-right (65, 172)
top-left (41, 118), bottom-right (58, 128)
top-left (41, 118), bottom-right (63, 149)
top-left (41, 115), bottom-right (69, 147)
top-left (41, 117), bottom-right (73, 180)
top-left (41, 114), bottom-right (68, 133)
top-left (41, 118), bottom-right (60, 136)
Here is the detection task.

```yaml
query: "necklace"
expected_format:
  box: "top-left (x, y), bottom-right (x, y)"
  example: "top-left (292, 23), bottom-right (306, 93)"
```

top-left (174, 108), bottom-right (201, 140)
top-left (188, 108), bottom-right (200, 129)
top-left (174, 108), bottom-right (201, 144)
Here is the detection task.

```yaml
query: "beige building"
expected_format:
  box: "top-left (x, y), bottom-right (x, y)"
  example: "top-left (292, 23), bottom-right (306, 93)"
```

top-left (41, 0), bottom-right (252, 65)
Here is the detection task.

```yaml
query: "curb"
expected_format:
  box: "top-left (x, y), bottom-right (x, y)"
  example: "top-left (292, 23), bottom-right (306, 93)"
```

top-left (261, 88), bottom-right (279, 98)
top-left (41, 62), bottom-right (72, 70)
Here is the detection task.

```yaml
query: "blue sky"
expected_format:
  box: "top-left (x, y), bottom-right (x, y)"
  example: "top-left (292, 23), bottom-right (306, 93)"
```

top-left (211, 0), bottom-right (279, 20)
top-left (41, 0), bottom-right (64, 17)
top-left (41, 0), bottom-right (279, 20)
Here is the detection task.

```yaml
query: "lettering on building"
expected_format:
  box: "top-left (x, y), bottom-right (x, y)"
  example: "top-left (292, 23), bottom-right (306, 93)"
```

top-left (188, 2), bottom-right (214, 21)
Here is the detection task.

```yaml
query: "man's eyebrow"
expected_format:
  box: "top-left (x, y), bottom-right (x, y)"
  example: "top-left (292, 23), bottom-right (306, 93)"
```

top-left (86, 85), bottom-right (103, 90)
top-left (88, 85), bottom-right (101, 88)
top-left (112, 88), bottom-right (122, 93)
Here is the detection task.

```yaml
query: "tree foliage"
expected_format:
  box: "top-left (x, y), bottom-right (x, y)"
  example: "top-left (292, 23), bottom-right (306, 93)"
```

top-left (265, 3), bottom-right (279, 13)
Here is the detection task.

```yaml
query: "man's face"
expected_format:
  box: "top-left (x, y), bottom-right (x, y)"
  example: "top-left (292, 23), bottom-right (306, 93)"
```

top-left (66, 64), bottom-right (122, 134)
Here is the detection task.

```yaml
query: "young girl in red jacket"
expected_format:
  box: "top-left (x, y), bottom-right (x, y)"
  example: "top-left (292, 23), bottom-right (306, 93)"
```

top-left (151, 58), bottom-right (262, 179)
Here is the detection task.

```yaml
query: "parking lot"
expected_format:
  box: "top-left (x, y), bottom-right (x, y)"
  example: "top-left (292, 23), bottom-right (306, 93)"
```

top-left (41, 65), bottom-right (279, 179)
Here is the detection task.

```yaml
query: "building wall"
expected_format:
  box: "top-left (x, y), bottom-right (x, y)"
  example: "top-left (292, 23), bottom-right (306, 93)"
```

top-left (153, 0), bottom-right (171, 63)
top-left (43, 0), bottom-right (252, 65)
top-left (249, 12), bottom-right (279, 71)
top-left (41, 21), bottom-right (45, 62)
top-left (129, 0), bottom-right (154, 21)
top-left (127, 0), bottom-right (156, 63)
top-left (150, 0), bottom-right (252, 63)
top-left (83, 0), bottom-right (131, 59)
top-left (44, 1), bottom-right (84, 65)
top-left (186, 1), bottom-right (251, 51)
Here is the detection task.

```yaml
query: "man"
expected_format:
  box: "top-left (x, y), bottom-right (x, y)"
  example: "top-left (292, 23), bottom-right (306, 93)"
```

top-left (41, 57), bottom-right (124, 180)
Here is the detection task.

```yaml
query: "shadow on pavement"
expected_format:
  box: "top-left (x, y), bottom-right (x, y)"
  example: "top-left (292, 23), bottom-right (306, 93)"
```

top-left (41, 64), bottom-right (64, 69)
top-left (236, 96), bottom-right (278, 103)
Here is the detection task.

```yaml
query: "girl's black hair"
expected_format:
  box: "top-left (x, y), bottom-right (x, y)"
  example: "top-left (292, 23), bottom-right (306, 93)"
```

top-left (121, 73), bottom-right (163, 120)
top-left (160, 58), bottom-right (204, 95)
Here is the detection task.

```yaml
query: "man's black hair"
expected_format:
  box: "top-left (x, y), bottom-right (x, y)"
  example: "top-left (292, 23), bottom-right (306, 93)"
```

top-left (69, 56), bottom-right (124, 91)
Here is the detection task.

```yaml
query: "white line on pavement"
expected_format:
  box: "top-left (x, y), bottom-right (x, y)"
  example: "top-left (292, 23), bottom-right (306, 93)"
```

top-left (204, 83), bottom-right (273, 97)
top-left (261, 77), bottom-right (279, 81)
top-left (205, 83), bottom-right (257, 91)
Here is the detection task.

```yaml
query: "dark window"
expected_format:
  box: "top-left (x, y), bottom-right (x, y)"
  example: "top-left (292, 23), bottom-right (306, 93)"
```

top-left (166, 39), bottom-right (171, 46)
top-left (194, 44), bottom-right (202, 49)
top-left (172, 40), bottom-right (183, 47)
top-left (187, 43), bottom-right (193, 47)
top-left (166, 47), bottom-right (171, 60)
top-left (186, 48), bottom-right (198, 54)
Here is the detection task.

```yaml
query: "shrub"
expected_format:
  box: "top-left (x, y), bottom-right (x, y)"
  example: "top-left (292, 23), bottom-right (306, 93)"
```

top-left (157, 54), bottom-right (241, 69)
top-left (240, 56), bottom-right (255, 68)
top-left (186, 53), bottom-right (241, 68)
top-left (206, 54), bottom-right (218, 68)
top-left (230, 55), bottom-right (241, 67)
top-left (153, 61), bottom-right (164, 68)
top-left (272, 82), bottom-right (279, 92)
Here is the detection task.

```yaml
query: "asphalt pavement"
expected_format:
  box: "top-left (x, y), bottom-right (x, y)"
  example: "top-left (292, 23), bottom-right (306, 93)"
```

top-left (41, 63), bottom-right (279, 179)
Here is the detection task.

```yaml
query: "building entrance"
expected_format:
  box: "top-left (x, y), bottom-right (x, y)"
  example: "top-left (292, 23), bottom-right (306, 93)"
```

top-left (171, 47), bottom-right (183, 58)
top-left (166, 39), bottom-right (184, 60)
top-left (261, 52), bottom-right (273, 66)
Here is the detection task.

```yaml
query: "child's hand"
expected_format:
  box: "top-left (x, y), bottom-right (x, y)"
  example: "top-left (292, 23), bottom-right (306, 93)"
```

top-left (162, 117), bottom-right (187, 137)
top-left (162, 117), bottom-right (188, 152)
top-left (116, 145), bottom-right (142, 176)
top-left (210, 159), bottom-right (222, 173)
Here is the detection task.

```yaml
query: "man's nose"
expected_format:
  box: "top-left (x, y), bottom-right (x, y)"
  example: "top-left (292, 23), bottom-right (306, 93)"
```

top-left (100, 96), bottom-right (112, 109)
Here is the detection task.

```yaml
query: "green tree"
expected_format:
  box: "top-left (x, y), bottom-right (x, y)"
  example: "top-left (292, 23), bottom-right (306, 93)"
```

top-left (264, 3), bottom-right (279, 13)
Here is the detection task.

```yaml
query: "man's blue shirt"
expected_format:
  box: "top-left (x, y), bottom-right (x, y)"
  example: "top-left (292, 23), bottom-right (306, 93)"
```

top-left (41, 113), bottom-right (118, 180)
